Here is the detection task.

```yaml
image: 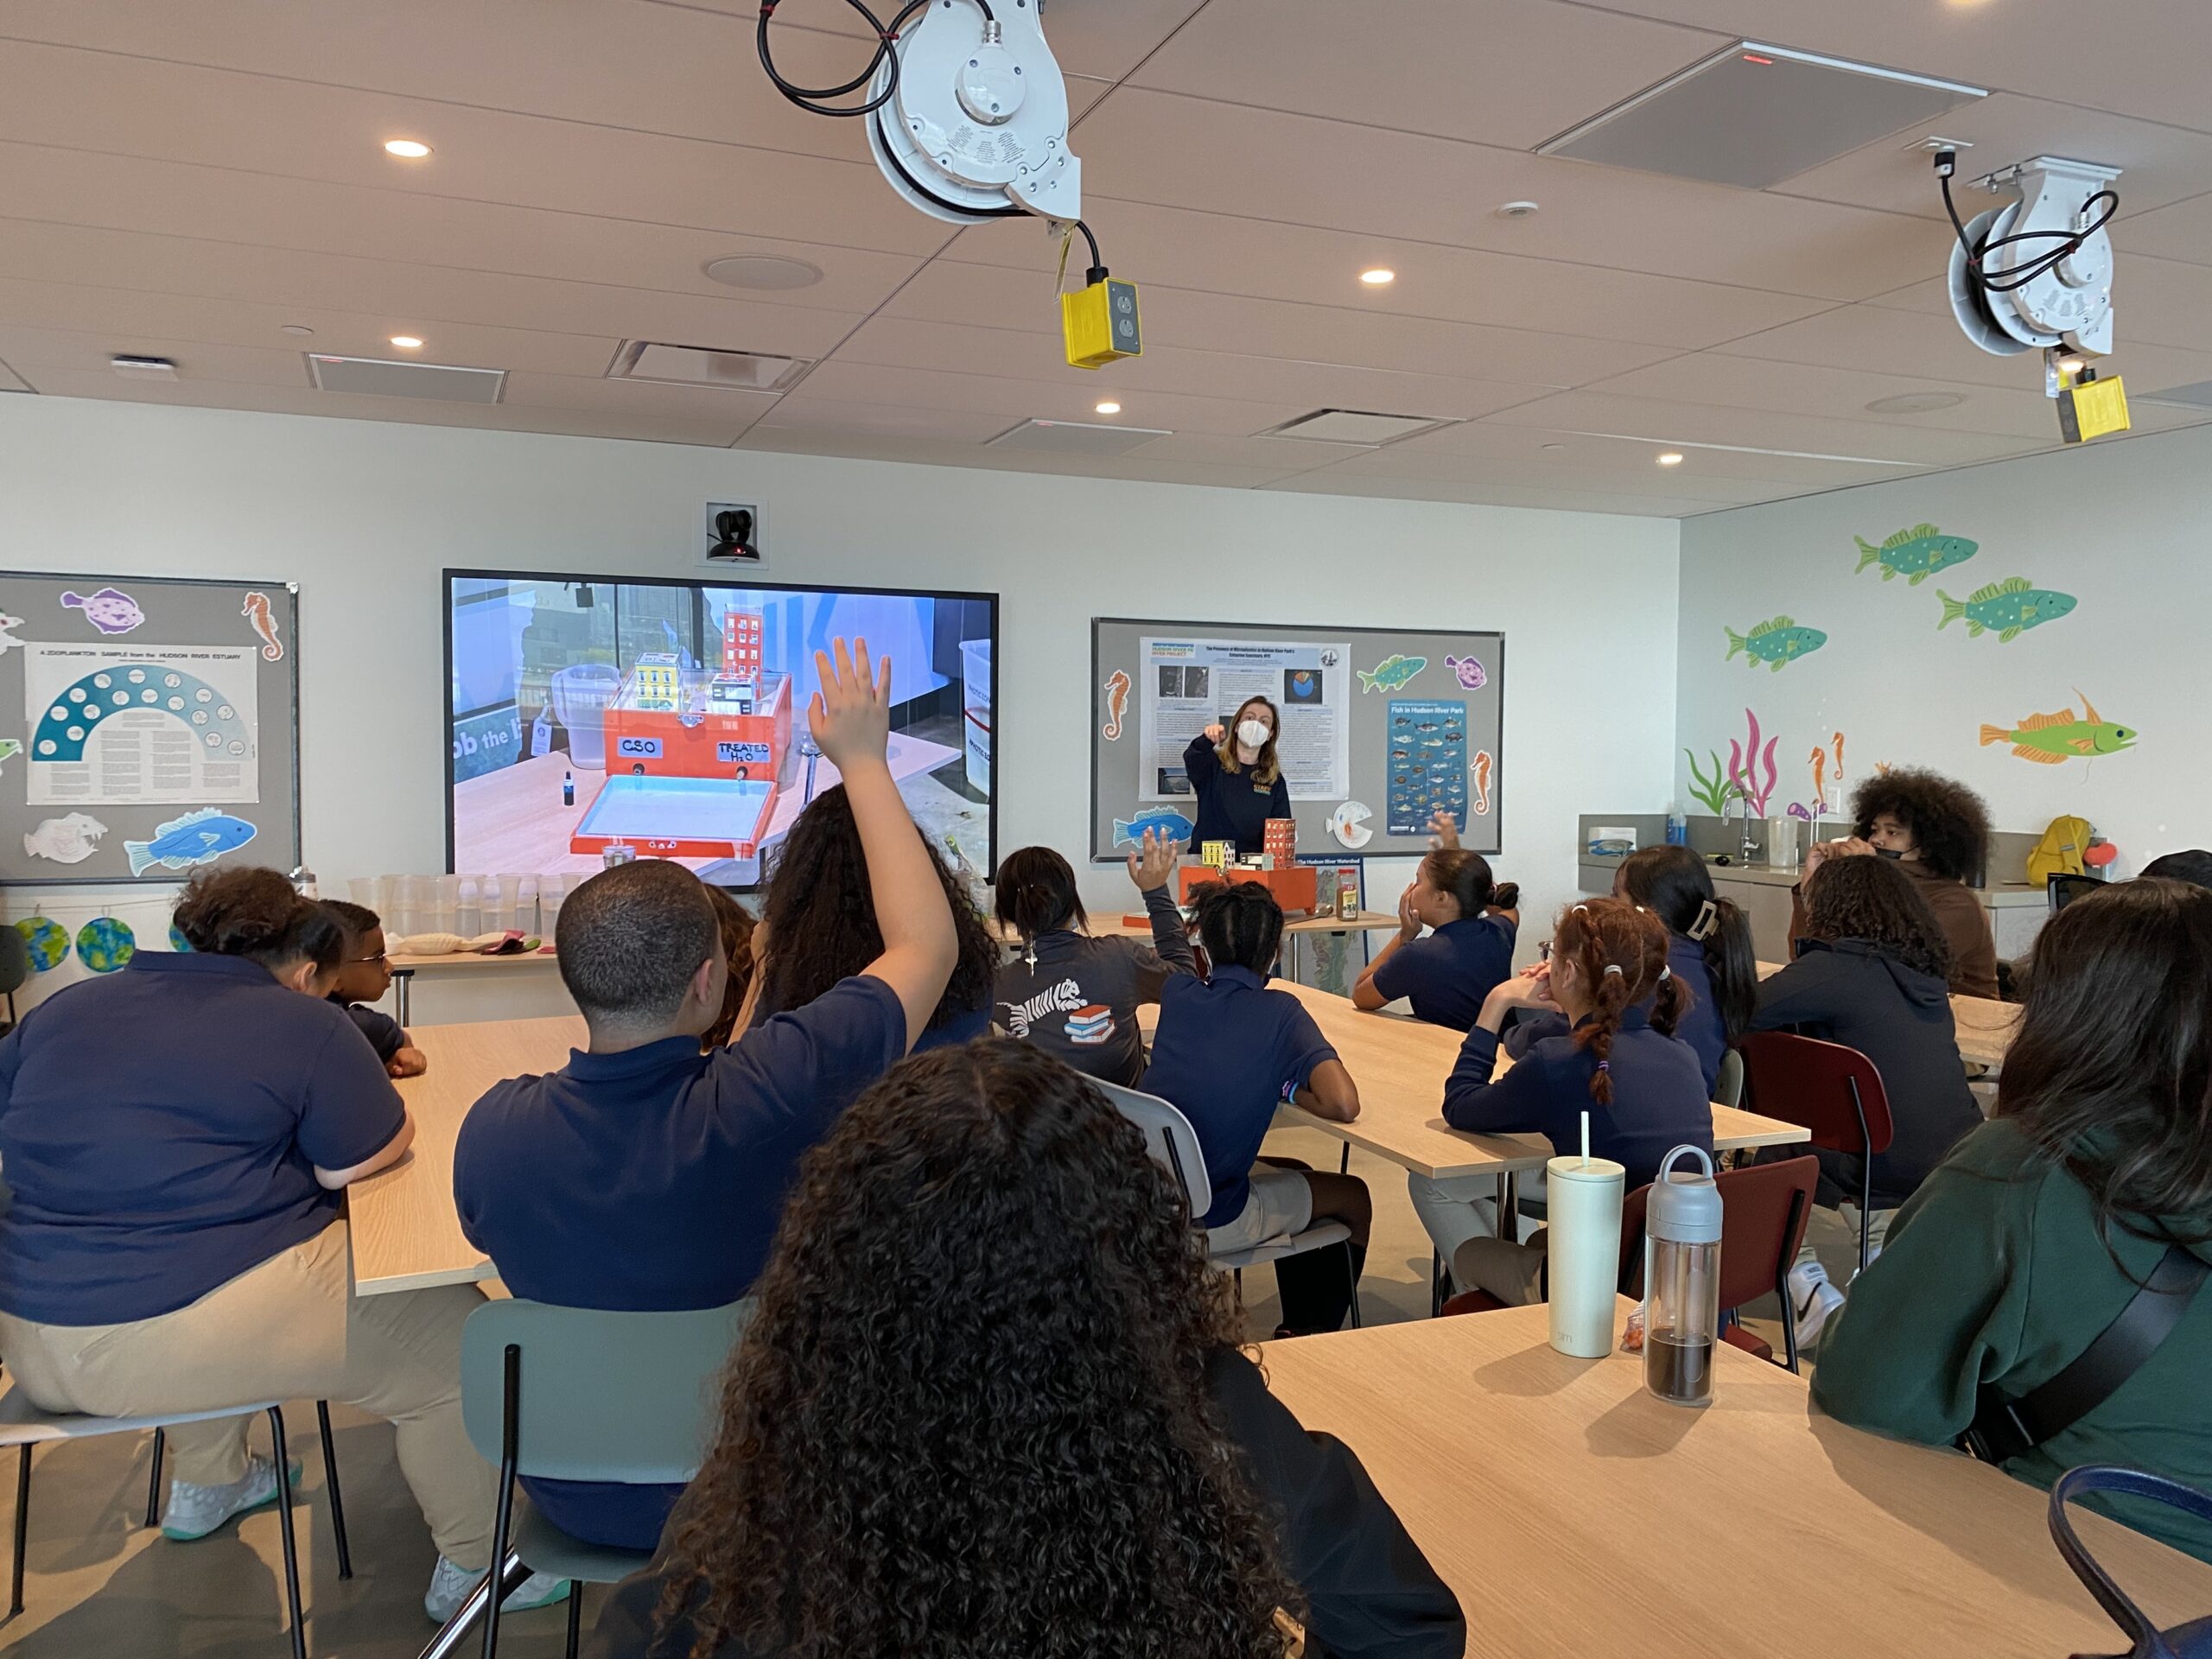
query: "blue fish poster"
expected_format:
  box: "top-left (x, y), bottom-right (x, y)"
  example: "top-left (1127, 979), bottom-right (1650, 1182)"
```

top-left (1385, 699), bottom-right (1467, 836)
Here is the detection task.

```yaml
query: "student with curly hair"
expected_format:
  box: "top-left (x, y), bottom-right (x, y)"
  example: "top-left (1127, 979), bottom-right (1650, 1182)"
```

top-left (1802, 767), bottom-right (1999, 998)
top-left (748, 782), bottom-right (1000, 1052)
top-left (1753, 855), bottom-right (1981, 1344)
top-left (700, 885), bottom-right (755, 1052)
top-left (1351, 848), bottom-right (1521, 1031)
top-left (588, 1041), bottom-right (1465, 1659)
top-left (1143, 880), bottom-right (1370, 1335)
top-left (992, 830), bottom-right (1196, 1086)
top-left (1438, 899), bottom-right (1713, 1306)
top-left (1815, 879), bottom-right (2212, 1565)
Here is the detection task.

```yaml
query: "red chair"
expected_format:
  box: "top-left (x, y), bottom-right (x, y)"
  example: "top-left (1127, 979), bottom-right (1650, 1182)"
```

top-left (1736, 1032), bottom-right (1896, 1274)
top-left (1440, 1156), bottom-right (1823, 1372)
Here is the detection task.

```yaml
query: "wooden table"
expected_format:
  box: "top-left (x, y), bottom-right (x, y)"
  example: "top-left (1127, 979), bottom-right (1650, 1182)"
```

top-left (1757, 959), bottom-right (2018, 1069)
top-left (1261, 1306), bottom-right (2212, 1657)
top-left (350, 1014), bottom-right (585, 1295)
top-left (1189, 984), bottom-right (1808, 1183)
top-left (388, 950), bottom-right (564, 1024)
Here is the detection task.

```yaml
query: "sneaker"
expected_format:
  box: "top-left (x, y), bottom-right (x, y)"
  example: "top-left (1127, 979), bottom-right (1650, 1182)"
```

top-left (423, 1557), bottom-right (572, 1624)
top-left (1788, 1258), bottom-right (1847, 1348)
top-left (159, 1454), bottom-right (299, 1541)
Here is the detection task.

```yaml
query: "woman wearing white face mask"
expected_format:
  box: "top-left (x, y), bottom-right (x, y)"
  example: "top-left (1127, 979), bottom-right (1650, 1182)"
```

top-left (1182, 695), bottom-right (1292, 859)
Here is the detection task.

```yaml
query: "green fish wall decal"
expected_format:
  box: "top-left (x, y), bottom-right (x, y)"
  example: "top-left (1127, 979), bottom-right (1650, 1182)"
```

top-left (1854, 524), bottom-right (1978, 584)
top-left (1979, 692), bottom-right (2136, 765)
top-left (1937, 577), bottom-right (2076, 642)
top-left (1725, 615), bottom-right (1827, 671)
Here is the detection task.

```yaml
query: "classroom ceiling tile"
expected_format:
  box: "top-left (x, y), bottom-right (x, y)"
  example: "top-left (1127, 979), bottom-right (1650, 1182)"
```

top-left (1126, 0), bottom-right (1730, 150)
top-left (0, 0), bottom-right (2206, 505)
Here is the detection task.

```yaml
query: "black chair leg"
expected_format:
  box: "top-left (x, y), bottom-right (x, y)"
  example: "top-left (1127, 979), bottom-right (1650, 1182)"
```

top-left (144, 1427), bottom-right (164, 1528)
top-left (1344, 1241), bottom-right (1363, 1330)
top-left (10, 1443), bottom-right (29, 1617)
top-left (1431, 1249), bottom-right (1446, 1318)
top-left (266, 1408), bottom-right (306, 1659)
top-left (315, 1402), bottom-right (352, 1580)
top-left (565, 1580), bottom-right (584, 1659)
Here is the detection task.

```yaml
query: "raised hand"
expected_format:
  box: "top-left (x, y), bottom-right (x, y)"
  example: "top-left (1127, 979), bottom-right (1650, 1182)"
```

top-left (1128, 828), bottom-right (1182, 893)
top-left (1203, 721), bottom-right (1226, 745)
top-left (1428, 809), bottom-right (1461, 851)
top-left (807, 637), bottom-right (892, 772)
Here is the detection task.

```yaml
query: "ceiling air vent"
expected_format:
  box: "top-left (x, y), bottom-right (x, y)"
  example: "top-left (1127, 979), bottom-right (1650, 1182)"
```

top-left (985, 419), bottom-right (1172, 457)
top-left (307, 354), bottom-right (506, 404)
top-left (1259, 410), bottom-right (1455, 446)
top-left (1540, 44), bottom-right (1985, 189)
top-left (607, 341), bottom-right (810, 391)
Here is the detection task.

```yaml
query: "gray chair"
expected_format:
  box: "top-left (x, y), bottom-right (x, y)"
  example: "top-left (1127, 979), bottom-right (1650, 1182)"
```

top-left (0, 1386), bottom-right (349, 1659)
top-left (1095, 1081), bottom-right (1359, 1326)
top-left (423, 1298), bottom-right (753, 1659)
top-left (1713, 1048), bottom-right (1745, 1110)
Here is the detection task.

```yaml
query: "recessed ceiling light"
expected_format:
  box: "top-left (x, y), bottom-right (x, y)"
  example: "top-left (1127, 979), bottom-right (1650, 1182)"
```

top-left (1656, 452), bottom-right (1685, 467)
top-left (1865, 391), bottom-right (1966, 415)
top-left (702, 255), bottom-right (824, 291)
top-left (1540, 442), bottom-right (1566, 451)
top-left (1495, 200), bottom-right (1541, 219)
top-left (389, 335), bottom-right (424, 350)
top-left (1095, 400), bottom-right (1122, 415)
top-left (383, 138), bottom-right (432, 159)
top-left (1359, 268), bottom-right (1395, 286)
top-left (280, 325), bottom-right (315, 338)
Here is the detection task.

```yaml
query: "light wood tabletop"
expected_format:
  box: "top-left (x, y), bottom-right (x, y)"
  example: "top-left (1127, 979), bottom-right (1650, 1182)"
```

top-left (1757, 959), bottom-right (2018, 1069)
top-left (992, 909), bottom-right (1402, 943)
top-left (1259, 1304), bottom-right (2212, 1659)
top-left (349, 1014), bottom-right (585, 1296)
top-left (1142, 983), bottom-right (1808, 1181)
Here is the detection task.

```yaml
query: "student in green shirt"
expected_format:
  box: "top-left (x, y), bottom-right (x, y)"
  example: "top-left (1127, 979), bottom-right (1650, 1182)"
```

top-left (1814, 878), bottom-right (2212, 1564)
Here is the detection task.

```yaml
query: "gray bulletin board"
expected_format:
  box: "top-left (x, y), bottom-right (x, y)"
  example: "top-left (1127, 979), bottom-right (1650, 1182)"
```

top-left (1090, 617), bottom-right (1503, 862)
top-left (0, 573), bottom-right (300, 887)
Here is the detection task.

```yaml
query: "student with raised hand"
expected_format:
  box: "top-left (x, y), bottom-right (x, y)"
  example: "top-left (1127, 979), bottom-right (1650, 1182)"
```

top-left (1351, 848), bottom-right (1520, 1031)
top-left (1751, 855), bottom-right (1980, 1344)
top-left (588, 1041), bottom-right (1465, 1659)
top-left (1814, 878), bottom-right (2212, 1567)
top-left (454, 637), bottom-right (957, 1556)
top-left (1429, 899), bottom-right (1713, 1303)
top-left (1143, 880), bottom-right (1370, 1335)
top-left (1802, 767), bottom-right (1999, 998)
top-left (992, 829), bottom-right (1197, 1085)
top-left (747, 782), bottom-right (999, 1052)
top-left (0, 868), bottom-right (564, 1624)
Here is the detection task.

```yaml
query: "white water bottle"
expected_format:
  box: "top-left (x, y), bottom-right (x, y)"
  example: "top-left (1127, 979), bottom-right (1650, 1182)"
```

top-left (1546, 1121), bottom-right (1626, 1359)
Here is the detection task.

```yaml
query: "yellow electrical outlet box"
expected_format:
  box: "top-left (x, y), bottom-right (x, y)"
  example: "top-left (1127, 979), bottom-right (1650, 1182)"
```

top-left (2058, 374), bottom-right (2129, 443)
top-left (1063, 278), bottom-right (1141, 370)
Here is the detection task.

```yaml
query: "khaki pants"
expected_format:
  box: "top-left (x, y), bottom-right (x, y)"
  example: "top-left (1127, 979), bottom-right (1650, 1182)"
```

top-left (1452, 1229), bottom-right (1552, 1307)
top-left (0, 1221), bottom-right (496, 1568)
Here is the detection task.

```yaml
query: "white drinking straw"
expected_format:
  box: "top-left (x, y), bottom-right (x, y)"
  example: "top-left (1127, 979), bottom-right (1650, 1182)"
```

top-left (1580, 1109), bottom-right (1591, 1168)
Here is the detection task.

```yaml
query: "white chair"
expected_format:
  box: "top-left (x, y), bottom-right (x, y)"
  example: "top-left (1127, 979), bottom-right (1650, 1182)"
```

top-left (0, 1385), bottom-right (349, 1659)
top-left (1095, 1081), bottom-right (1360, 1327)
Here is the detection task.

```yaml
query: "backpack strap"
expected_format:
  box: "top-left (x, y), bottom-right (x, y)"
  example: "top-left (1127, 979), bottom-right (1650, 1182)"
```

top-left (1968, 1245), bottom-right (2209, 1465)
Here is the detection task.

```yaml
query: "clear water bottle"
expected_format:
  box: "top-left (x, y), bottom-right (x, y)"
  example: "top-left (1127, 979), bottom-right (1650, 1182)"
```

top-left (1665, 807), bottom-right (1688, 848)
top-left (1644, 1145), bottom-right (1722, 1408)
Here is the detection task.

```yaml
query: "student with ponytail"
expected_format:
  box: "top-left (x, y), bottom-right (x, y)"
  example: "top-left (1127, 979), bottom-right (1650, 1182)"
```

top-left (1614, 846), bottom-right (1753, 1093)
top-left (1351, 847), bottom-right (1521, 1030)
top-left (1415, 899), bottom-right (1714, 1300)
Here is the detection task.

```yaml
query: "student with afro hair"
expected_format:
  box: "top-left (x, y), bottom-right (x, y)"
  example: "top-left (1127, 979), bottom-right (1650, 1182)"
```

top-left (1800, 766), bottom-right (1999, 998)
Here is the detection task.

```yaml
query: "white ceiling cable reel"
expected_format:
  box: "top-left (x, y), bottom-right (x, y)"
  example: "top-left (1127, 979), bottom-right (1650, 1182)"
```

top-left (757, 0), bottom-right (1080, 226)
top-left (1937, 149), bottom-right (2120, 387)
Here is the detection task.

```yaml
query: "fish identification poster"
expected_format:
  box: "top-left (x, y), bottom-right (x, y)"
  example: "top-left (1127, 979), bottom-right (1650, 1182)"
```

top-left (1137, 635), bottom-right (1351, 804)
top-left (24, 644), bottom-right (262, 807)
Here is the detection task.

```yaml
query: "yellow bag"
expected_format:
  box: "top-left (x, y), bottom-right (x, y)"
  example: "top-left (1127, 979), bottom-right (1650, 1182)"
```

top-left (2025, 814), bottom-right (2094, 886)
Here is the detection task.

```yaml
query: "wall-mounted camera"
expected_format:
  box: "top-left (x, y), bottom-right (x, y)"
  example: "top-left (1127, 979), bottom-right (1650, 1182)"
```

top-left (702, 501), bottom-right (764, 571)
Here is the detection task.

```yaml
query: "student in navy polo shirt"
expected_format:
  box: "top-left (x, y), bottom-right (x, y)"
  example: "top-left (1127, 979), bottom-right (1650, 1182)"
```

top-left (0, 868), bottom-right (563, 1624)
top-left (1141, 880), bottom-right (1370, 1334)
top-left (1443, 899), bottom-right (1714, 1306)
top-left (321, 899), bottom-right (429, 1077)
top-left (1351, 843), bottom-right (1520, 1030)
top-left (747, 779), bottom-right (999, 1052)
top-left (453, 637), bottom-right (957, 1554)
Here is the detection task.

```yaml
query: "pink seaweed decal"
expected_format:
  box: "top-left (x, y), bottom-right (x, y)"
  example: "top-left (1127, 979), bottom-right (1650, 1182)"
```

top-left (1726, 708), bottom-right (1779, 816)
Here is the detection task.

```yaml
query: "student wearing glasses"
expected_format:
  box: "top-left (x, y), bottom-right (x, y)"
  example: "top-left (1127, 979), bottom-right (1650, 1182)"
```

top-left (321, 900), bottom-right (428, 1077)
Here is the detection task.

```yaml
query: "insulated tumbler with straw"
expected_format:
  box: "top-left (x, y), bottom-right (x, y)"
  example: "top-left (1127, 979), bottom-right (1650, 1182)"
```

top-left (1547, 1110), bottom-right (1625, 1359)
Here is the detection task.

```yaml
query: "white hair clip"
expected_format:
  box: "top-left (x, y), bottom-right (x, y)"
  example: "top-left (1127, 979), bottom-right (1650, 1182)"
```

top-left (1659, 964), bottom-right (1671, 982)
top-left (1604, 963), bottom-right (1624, 977)
top-left (1687, 899), bottom-right (1719, 943)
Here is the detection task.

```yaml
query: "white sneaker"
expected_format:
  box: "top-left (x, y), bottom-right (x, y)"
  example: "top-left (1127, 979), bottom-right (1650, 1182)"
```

top-left (159, 1453), bottom-right (297, 1541)
top-left (423, 1556), bottom-right (573, 1624)
top-left (1788, 1258), bottom-right (1847, 1347)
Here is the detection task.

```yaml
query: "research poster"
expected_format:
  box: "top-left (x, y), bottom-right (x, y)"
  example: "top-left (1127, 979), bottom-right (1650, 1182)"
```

top-left (23, 643), bottom-right (262, 807)
top-left (1138, 634), bottom-right (1351, 803)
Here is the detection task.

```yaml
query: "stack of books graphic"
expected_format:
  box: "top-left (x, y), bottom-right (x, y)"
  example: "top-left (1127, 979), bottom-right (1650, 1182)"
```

top-left (1065, 1005), bottom-right (1115, 1046)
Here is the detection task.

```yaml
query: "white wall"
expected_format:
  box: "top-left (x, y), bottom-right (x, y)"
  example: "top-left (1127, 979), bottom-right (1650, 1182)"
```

top-left (1676, 423), bottom-right (2212, 879)
top-left (0, 396), bottom-right (1679, 1013)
